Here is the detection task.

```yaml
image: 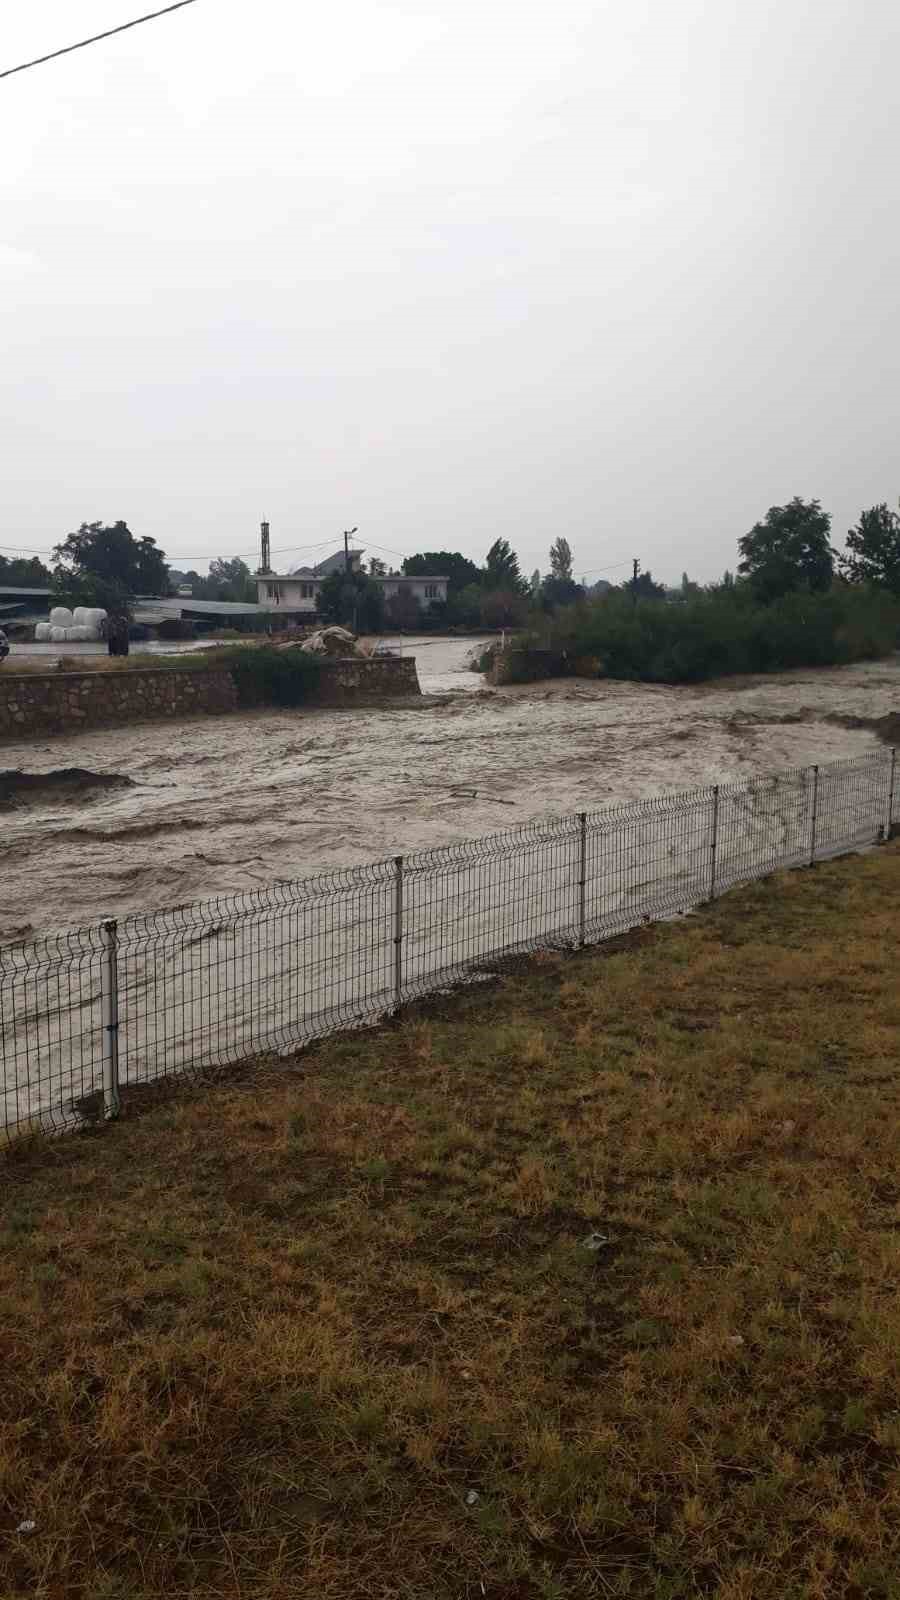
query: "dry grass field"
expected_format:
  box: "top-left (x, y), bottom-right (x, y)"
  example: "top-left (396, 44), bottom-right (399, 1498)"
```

top-left (2, 846), bottom-right (899, 1599)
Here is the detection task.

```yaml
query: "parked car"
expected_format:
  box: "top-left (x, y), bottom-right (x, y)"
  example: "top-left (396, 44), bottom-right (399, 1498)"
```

top-left (0, 628), bottom-right (9, 664)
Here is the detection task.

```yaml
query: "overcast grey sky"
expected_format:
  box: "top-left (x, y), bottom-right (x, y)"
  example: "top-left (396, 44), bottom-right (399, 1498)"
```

top-left (2, 0), bottom-right (898, 581)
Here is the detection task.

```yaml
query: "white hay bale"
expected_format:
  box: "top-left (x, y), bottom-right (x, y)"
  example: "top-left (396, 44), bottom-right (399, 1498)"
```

top-left (72, 608), bottom-right (106, 639)
top-left (50, 606), bottom-right (74, 629)
top-left (34, 622), bottom-right (51, 642)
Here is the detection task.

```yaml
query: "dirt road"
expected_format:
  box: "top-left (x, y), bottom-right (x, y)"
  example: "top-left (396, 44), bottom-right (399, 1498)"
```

top-left (1, 642), bottom-right (898, 941)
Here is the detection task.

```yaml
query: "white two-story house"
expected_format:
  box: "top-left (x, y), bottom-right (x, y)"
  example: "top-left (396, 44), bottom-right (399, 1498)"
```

top-left (256, 545), bottom-right (448, 622)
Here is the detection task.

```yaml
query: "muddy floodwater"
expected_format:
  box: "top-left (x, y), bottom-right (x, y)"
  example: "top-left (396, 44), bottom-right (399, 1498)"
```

top-left (1, 639), bottom-right (898, 943)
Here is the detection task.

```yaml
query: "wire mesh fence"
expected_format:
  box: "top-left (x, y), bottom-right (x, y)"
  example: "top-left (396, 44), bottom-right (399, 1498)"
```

top-left (1, 745), bottom-right (896, 1144)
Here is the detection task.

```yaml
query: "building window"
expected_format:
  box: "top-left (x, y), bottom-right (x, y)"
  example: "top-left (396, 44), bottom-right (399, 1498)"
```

top-left (300, 583), bottom-right (315, 599)
top-left (424, 584), bottom-right (439, 599)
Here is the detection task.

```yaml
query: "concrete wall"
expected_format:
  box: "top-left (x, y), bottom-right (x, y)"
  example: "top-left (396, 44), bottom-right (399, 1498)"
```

top-left (0, 655), bottom-right (420, 743)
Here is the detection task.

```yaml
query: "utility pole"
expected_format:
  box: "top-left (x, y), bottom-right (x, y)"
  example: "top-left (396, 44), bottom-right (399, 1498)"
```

top-left (342, 527), bottom-right (359, 632)
top-left (632, 557), bottom-right (640, 605)
top-left (259, 520), bottom-right (271, 574)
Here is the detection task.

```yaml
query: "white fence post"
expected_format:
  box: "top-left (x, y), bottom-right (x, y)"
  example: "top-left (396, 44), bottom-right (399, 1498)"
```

top-left (809, 765), bottom-right (819, 866)
top-left (887, 748), bottom-right (897, 841)
top-left (100, 918), bottom-right (120, 1121)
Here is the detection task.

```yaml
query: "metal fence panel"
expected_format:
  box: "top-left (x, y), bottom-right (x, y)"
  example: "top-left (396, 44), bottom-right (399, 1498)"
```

top-left (0, 928), bottom-right (105, 1138)
top-left (0, 746), bottom-right (895, 1144)
top-left (115, 863), bottom-right (397, 1088)
top-left (714, 766), bottom-right (813, 893)
top-left (813, 750), bottom-right (892, 859)
top-left (402, 817), bottom-right (581, 999)
top-left (584, 788), bottom-right (715, 940)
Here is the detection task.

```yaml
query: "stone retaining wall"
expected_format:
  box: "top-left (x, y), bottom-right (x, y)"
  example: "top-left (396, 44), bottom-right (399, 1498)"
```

top-left (488, 647), bottom-right (568, 685)
top-left (0, 655), bottom-right (420, 742)
top-left (312, 655), bottom-right (419, 703)
top-left (0, 669), bottom-right (240, 741)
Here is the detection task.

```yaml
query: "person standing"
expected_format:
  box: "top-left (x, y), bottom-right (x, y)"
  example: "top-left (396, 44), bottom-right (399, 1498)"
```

top-left (107, 613), bottom-right (130, 657)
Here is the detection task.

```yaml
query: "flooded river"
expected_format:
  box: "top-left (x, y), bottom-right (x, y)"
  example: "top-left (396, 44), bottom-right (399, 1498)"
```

top-left (1, 640), bottom-right (898, 943)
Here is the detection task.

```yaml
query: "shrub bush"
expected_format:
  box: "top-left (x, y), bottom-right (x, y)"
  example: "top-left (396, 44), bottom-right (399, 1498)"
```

top-left (209, 645), bottom-right (322, 706)
top-left (512, 584), bottom-right (900, 685)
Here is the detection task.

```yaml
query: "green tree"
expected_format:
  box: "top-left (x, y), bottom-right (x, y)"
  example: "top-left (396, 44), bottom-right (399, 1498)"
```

top-left (54, 521), bottom-right (168, 598)
top-left (205, 557), bottom-right (256, 603)
top-left (402, 551), bottom-right (480, 591)
top-left (529, 568), bottom-right (542, 597)
top-left (738, 498), bottom-right (833, 602)
top-left (549, 537), bottom-right (573, 581)
top-left (318, 568), bottom-right (384, 631)
top-left (385, 587), bottom-right (422, 629)
top-left (367, 556), bottom-right (388, 577)
top-left (479, 588), bottom-right (529, 628)
top-left (628, 570), bottom-right (666, 601)
top-left (51, 569), bottom-right (133, 618)
top-left (0, 554), bottom-right (52, 587)
top-left (448, 583), bottom-right (484, 628)
top-left (839, 503), bottom-right (900, 595)
top-left (483, 538), bottom-right (527, 595)
top-left (541, 575), bottom-right (583, 610)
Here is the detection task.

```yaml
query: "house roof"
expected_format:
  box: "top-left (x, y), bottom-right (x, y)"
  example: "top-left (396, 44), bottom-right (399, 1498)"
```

top-left (263, 572), bottom-right (322, 584)
top-left (134, 598), bottom-right (269, 619)
top-left (262, 571), bottom-right (448, 586)
top-left (289, 548), bottom-right (364, 578)
top-left (0, 585), bottom-right (53, 597)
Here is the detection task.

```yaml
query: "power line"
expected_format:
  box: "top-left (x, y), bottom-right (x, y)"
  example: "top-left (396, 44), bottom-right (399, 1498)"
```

top-left (0, 0), bottom-right (200, 82)
top-left (1, 536), bottom-right (635, 576)
top-left (0, 535), bottom-right (340, 564)
top-left (580, 559), bottom-right (633, 576)
top-left (168, 537), bottom-right (337, 564)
